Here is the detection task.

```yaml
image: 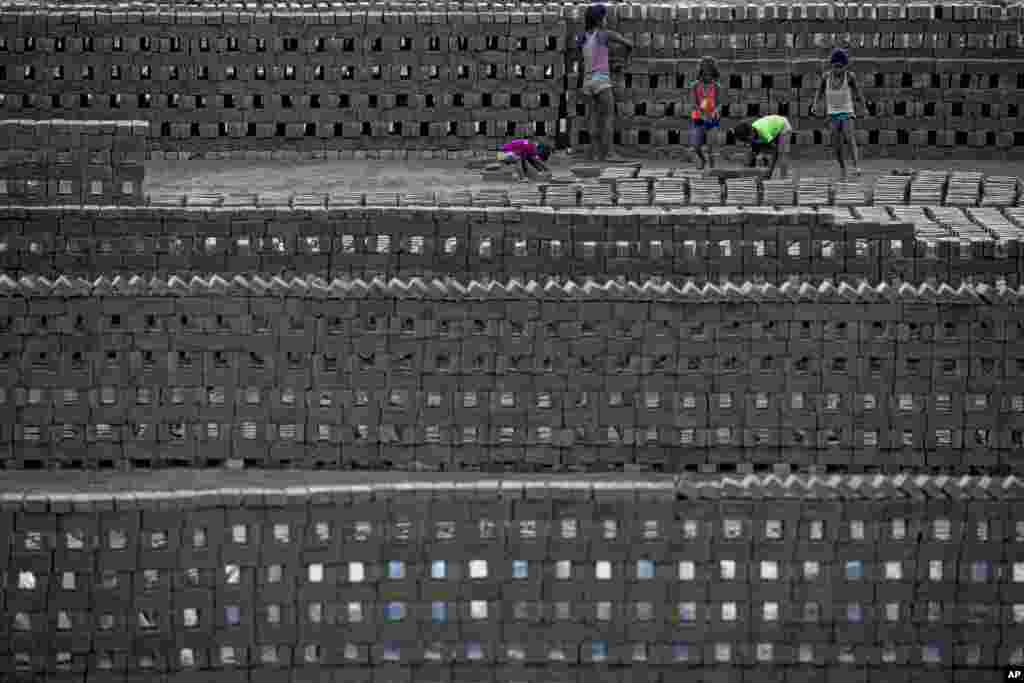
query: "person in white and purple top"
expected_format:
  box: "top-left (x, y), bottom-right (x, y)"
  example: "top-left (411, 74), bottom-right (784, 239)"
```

top-left (576, 4), bottom-right (632, 163)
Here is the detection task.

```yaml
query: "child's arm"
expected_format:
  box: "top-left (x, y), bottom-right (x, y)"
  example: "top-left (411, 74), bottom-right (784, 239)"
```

top-left (810, 74), bottom-right (826, 115)
top-left (605, 29), bottom-right (633, 50)
top-left (745, 145), bottom-right (758, 168)
top-left (848, 72), bottom-right (867, 115)
top-left (569, 35), bottom-right (584, 86)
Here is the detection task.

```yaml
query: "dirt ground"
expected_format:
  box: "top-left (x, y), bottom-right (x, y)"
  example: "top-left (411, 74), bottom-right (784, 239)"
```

top-left (145, 153), bottom-right (1024, 200)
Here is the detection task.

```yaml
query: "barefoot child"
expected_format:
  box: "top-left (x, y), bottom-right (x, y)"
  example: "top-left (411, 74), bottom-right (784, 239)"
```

top-left (810, 48), bottom-right (867, 179)
top-left (731, 115), bottom-right (794, 179)
top-left (689, 57), bottom-right (721, 170)
top-left (576, 4), bottom-right (633, 163)
top-left (499, 139), bottom-right (552, 181)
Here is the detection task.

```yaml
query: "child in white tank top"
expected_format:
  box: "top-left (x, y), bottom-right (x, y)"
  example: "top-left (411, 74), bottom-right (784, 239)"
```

top-left (811, 48), bottom-right (868, 179)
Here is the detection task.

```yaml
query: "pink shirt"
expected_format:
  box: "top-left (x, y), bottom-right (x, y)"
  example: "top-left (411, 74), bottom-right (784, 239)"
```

top-left (501, 139), bottom-right (539, 160)
top-left (579, 31), bottom-right (610, 76)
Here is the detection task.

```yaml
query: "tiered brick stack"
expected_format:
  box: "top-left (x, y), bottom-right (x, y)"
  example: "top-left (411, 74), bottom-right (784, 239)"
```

top-left (0, 120), bottom-right (147, 205)
top-left (1, 275), bottom-right (1023, 473)
top-left (0, 474), bottom-right (1022, 681)
top-left (0, 3), bottom-right (1022, 158)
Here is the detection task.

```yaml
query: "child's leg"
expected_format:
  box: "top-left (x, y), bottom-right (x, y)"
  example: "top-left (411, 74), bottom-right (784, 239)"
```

top-left (586, 94), bottom-right (600, 161)
top-left (691, 124), bottom-right (707, 168)
top-left (596, 88), bottom-right (616, 161)
top-left (831, 118), bottom-right (847, 176)
top-left (846, 118), bottom-right (861, 171)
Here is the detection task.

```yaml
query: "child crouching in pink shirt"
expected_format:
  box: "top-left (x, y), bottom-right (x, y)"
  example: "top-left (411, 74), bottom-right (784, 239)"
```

top-left (499, 139), bottom-right (552, 181)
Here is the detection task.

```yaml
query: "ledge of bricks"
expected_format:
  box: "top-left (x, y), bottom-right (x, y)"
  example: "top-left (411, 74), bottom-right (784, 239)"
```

top-left (0, 273), bottom-right (1014, 302)
top-left (0, 119), bottom-right (147, 205)
top-left (0, 471), bottom-right (1020, 502)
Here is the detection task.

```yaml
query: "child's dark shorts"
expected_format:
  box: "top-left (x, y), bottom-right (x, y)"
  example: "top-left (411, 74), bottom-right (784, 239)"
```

top-left (689, 118), bottom-right (719, 146)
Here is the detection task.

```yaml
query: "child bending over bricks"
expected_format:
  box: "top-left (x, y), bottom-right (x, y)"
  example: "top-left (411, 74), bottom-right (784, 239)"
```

top-left (499, 139), bottom-right (552, 181)
top-left (577, 3), bottom-right (633, 163)
top-left (731, 115), bottom-right (794, 180)
top-left (810, 48), bottom-right (867, 180)
top-left (689, 56), bottom-right (722, 171)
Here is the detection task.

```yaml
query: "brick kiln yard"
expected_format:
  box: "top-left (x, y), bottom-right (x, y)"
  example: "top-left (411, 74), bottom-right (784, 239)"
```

top-left (145, 155), bottom-right (1024, 199)
top-left (7, 2), bottom-right (1024, 680)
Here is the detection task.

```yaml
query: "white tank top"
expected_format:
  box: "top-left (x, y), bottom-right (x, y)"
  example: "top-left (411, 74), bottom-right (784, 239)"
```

top-left (825, 71), bottom-right (854, 115)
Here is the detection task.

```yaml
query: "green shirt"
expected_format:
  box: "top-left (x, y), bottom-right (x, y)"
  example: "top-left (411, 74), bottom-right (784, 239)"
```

top-left (751, 115), bottom-right (787, 143)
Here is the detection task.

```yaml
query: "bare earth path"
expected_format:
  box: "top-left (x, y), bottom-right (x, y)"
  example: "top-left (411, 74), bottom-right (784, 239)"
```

top-left (145, 155), bottom-right (1024, 200)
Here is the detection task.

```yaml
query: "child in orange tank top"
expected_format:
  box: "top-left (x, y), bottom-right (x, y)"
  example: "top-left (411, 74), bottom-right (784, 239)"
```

top-left (689, 57), bottom-right (721, 171)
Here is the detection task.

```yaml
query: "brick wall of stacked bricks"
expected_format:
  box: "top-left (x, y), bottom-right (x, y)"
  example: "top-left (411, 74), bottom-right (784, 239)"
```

top-left (2, 274), bottom-right (1024, 473)
top-left (0, 475), bottom-right (1022, 681)
top-left (2, 3), bottom-right (1024, 158)
top-left (2, 207), bottom-right (934, 282)
top-left (0, 120), bottom-right (148, 205)
top-left (5, 204), bottom-right (1024, 285)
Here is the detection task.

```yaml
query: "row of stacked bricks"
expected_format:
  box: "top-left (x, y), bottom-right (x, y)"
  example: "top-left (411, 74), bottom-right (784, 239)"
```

top-left (1, 4), bottom-right (1022, 156)
top-left (0, 120), bottom-right (147, 205)
top-left (7, 205), bottom-right (1024, 286)
top-left (1, 276), bottom-right (1024, 472)
top-left (0, 476), bottom-right (1022, 679)
top-left (0, 8), bottom-right (567, 154)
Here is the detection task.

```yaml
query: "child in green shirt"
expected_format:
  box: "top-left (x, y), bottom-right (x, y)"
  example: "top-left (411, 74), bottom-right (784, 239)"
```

top-left (731, 115), bottom-right (794, 179)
